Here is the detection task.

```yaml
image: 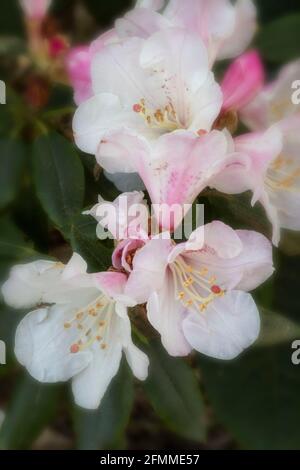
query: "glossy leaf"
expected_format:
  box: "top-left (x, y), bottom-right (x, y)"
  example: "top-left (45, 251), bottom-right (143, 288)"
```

top-left (0, 374), bottom-right (60, 449)
top-left (143, 341), bottom-right (206, 442)
top-left (256, 14), bottom-right (300, 63)
top-left (70, 214), bottom-right (112, 272)
top-left (200, 340), bottom-right (300, 449)
top-left (0, 138), bottom-right (25, 210)
top-left (33, 132), bottom-right (85, 236)
top-left (73, 362), bottom-right (134, 450)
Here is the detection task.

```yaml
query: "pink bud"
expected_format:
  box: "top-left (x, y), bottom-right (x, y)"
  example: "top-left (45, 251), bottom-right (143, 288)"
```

top-left (221, 50), bottom-right (265, 112)
top-left (65, 46), bottom-right (92, 105)
top-left (49, 35), bottom-right (68, 58)
top-left (19, 0), bottom-right (52, 19)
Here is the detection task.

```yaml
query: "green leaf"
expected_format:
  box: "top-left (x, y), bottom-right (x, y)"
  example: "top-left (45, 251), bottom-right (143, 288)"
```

top-left (257, 307), bottom-right (300, 347)
top-left (207, 190), bottom-right (271, 237)
top-left (256, 14), bottom-right (300, 63)
top-left (70, 214), bottom-right (112, 272)
top-left (73, 362), bottom-right (134, 450)
top-left (0, 374), bottom-right (60, 449)
top-left (200, 340), bottom-right (300, 449)
top-left (256, 0), bottom-right (300, 23)
top-left (0, 303), bottom-right (23, 364)
top-left (143, 340), bottom-right (206, 442)
top-left (0, 2), bottom-right (24, 37)
top-left (0, 138), bottom-right (25, 210)
top-left (0, 217), bottom-right (38, 266)
top-left (33, 132), bottom-right (85, 236)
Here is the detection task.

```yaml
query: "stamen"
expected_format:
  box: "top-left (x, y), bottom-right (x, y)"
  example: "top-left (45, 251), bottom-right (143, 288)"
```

top-left (64, 295), bottom-right (113, 354)
top-left (132, 98), bottom-right (179, 132)
top-left (171, 258), bottom-right (224, 314)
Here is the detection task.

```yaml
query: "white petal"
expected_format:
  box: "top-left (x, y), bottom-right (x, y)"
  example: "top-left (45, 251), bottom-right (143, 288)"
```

top-left (183, 291), bottom-right (260, 360)
top-left (73, 93), bottom-right (141, 155)
top-left (71, 313), bottom-right (124, 409)
top-left (125, 238), bottom-right (172, 303)
top-left (15, 307), bottom-right (92, 382)
top-left (218, 0), bottom-right (257, 60)
top-left (116, 7), bottom-right (170, 40)
top-left (202, 221), bottom-right (243, 258)
top-left (135, 0), bottom-right (165, 10)
top-left (2, 260), bottom-right (63, 309)
top-left (62, 253), bottom-right (87, 281)
top-left (120, 312), bottom-right (149, 380)
top-left (147, 274), bottom-right (192, 357)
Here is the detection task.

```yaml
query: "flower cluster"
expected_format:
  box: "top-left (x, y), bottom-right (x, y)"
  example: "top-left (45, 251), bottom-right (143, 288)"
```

top-left (3, 0), bottom-right (299, 409)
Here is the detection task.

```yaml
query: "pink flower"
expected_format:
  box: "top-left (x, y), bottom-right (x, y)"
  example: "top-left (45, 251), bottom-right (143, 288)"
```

top-left (210, 126), bottom-right (283, 245)
top-left (125, 221), bottom-right (273, 359)
top-left (95, 129), bottom-right (242, 232)
top-left (239, 60), bottom-right (300, 239)
top-left (19, 0), bottom-right (52, 19)
top-left (65, 46), bottom-right (93, 105)
top-left (221, 50), bottom-right (265, 111)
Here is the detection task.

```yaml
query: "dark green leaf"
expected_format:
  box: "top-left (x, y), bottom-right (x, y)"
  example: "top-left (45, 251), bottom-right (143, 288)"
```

top-left (0, 138), bottom-right (25, 210)
top-left (200, 340), bottom-right (300, 449)
top-left (0, 2), bottom-right (24, 37)
top-left (71, 214), bottom-right (112, 272)
top-left (257, 307), bottom-right (300, 347)
top-left (0, 303), bottom-right (23, 364)
top-left (207, 190), bottom-right (271, 237)
top-left (33, 132), bottom-right (85, 236)
top-left (0, 216), bottom-right (38, 265)
top-left (0, 374), bottom-right (60, 449)
top-left (143, 340), bottom-right (206, 442)
top-left (256, 14), bottom-right (300, 63)
top-left (73, 362), bottom-right (134, 450)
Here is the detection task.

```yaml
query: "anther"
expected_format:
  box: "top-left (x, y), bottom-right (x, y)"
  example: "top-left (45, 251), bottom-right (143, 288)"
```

top-left (133, 103), bottom-right (142, 113)
top-left (211, 285), bottom-right (222, 295)
top-left (70, 344), bottom-right (80, 354)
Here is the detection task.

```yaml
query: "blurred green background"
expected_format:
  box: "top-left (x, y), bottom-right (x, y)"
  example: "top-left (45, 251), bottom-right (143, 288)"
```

top-left (0, 0), bottom-right (300, 450)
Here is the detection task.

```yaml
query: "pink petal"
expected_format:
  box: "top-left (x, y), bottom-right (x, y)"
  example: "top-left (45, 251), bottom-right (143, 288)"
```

top-left (221, 50), bottom-right (265, 111)
top-left (65, 46), bottom-right (92, 105)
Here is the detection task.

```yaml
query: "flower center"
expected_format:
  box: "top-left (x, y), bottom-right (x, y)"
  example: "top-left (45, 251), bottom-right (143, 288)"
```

top-left (133, 99), bottom-right (180, 132)
top-left (266, 155), bottom-right (300, 191)
top-left (171, 257), bottom-right (224, 312)
top-left (64, 294), bottom-right (114, 353)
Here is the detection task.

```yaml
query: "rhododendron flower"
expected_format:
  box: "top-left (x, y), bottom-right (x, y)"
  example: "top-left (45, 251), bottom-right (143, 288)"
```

top-left (95, 130), bottom-right (241, 232)
top-left (125, 221), bottom-right (274, 359)
top-left (115, 0), bottom-right (257, 66)
top-left (211, 126), bottom-right (283, 245)
top-left (221, 50), bottom-right (265, 112)
top-left (1, 254), bottom-right (149, 409)
top-left (234, 61), bottom-right (300, 239)
top-left (19, 0), bottom-right (52, 19)
top-left (73, 27), bottom-right (222, 160)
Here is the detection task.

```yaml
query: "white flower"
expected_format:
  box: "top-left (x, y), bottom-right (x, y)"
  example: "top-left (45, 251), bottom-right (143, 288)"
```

top-left (2, 253), bottom-right (149, 409)
top-left (125, 221), bottom-right (274, 359)
top-left (73, 27), bottom-right (222, 164)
